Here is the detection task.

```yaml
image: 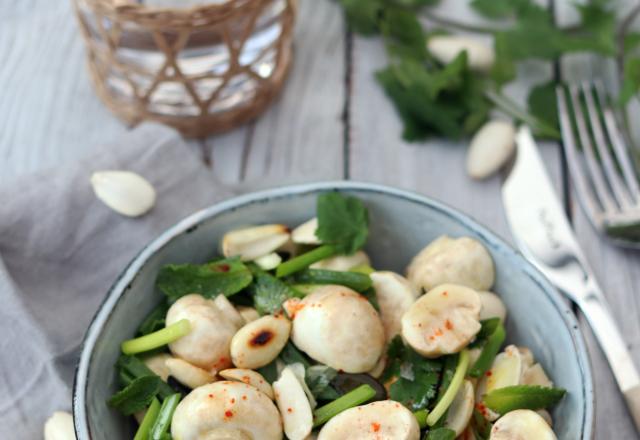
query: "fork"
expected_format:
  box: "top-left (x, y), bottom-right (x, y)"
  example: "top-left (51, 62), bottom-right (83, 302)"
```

top-left (556, 81), bottom-right (640, 247)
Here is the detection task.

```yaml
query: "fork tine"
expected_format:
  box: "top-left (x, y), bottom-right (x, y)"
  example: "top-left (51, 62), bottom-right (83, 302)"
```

top-left (594, 82), bottom-right (640, 202)
top-left (568, 84), bottom-right (618, 213)
top-left (581, 81), bottom-right (634, 209)
top-left (556, 86), bottom-right (602, 223)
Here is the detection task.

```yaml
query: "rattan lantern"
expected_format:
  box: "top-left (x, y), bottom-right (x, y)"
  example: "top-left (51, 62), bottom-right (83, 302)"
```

top-left (73, 0), bottom-right (296, 137)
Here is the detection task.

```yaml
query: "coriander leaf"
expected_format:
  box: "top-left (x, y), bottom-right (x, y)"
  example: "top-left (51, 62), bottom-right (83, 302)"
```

top-left (316, 192), bottom-right (369, 254)
top-left (426, 427), bottom-right (456, 440)
top-left (292, 269), bottom-right (373, 292)
top-left (250, 270), bottom-right (301, 315)
top-left (380, 7), bottom-right (427, 61)
top-left (156, 258), bottom-right (252, 302)
top-left (624, 32), bottom-right (640, 54)
top-left (527, 81), bottom-right (560, 132)
top-left (339, 0), bottom-right (384, 35)
top-left (307, 365), bottom-right (341, 400)
top-left (279, 341), bottom-right (312, 368)
top-left (108, 375), bottom-right (161, 415)
top-left (483, 385), bottom-right (566, 414)
top-left (117, 355), bottom-right (176, 399)
top-left (471, 0), bottom-right (515, 19)
top-left (382, 336), bottom-right (443, 411)
top-left (620, 58), bottom-right (640, 105)
top-left (571, 2), bottom-right (616, 56)
top-left (392, 0), bottom-right (440, 7)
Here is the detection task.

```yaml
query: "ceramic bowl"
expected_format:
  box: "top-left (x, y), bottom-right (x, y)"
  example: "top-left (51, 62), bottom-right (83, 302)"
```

top-left (73, 181), bottom-right (594, 439)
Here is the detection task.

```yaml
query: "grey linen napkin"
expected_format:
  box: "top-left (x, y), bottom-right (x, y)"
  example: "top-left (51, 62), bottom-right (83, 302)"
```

top-left (0, 123), bottom-right (235, 438)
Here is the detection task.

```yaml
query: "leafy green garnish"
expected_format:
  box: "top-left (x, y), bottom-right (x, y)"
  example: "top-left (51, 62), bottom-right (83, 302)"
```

top-left (292, 269), bottom-right (373, 292)
top-left (470, 0), bottom-right (514, 19)
top-left (307, 365), bottom-right (341, 401)
top-left (382, 336), bottom-right (443, 411)
top-left (117, 355), bottom-right (175, 400)
top-left (250, 270), bottom-right (302, 315)
top-left (483, 385), bottom-right (566, 414)
top-left (469, 319), bottom-right (506, 378)
top-left (472, 409), bottom-right (493, 440)
top-left (527, 81), bottom-right (559, 132)
top-left (313, 384), bottom-right (377, 427)
top-left (425, 427), bottom-right (456, 440)
top-left (156, 258), bottom-right (252, 302)
top-left (316, 192), bottom-right (369, 255)
top-left (279, 342), bottom-right (312, 367)
top-left (137, 302), bottom-right (169, 336)
top-left (108, 376), bottom-right (161, 415)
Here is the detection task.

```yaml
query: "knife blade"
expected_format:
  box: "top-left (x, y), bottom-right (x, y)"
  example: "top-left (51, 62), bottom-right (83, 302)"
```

top-left (502, 126), bottom-right (640, 432)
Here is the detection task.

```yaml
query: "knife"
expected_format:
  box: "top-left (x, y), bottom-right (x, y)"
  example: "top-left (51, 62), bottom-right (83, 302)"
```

top-left (502, 126), bottom-right (640, 432)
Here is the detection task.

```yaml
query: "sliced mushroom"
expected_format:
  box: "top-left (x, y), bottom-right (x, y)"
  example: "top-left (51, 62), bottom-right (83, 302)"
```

top-left (230, 314), bottom-right (291, 369)
top-left (522, 363), bottom-right (553, 388)
top-left (318, 400), bottom-right (420, 440)
top-left (444, 380), bottom-right (475, 436)
top-left (254, 252), bottom-right (282, 271)
top-left (291, 218), bottom-right (321, 244)
top-left (476, 345), bottom-right (523, 421)
top-left (142, 352), bottom-right (171, 381)
top-left (406, 236), bottom-right (495, 292)
top-left (478, 291), bottom-right (507, 323)
top-left (273, 366), bottom-right (314, 440)
top-left (219, 368), bottom-right (274, 399)
top-left (310, 251), bottom-right (370, 271)
top-left (171, 381), bottom-right (282, 440)
top-left (370, 271), bottom-right (419, 341)
top-left (490, 409), bottom-right (557, 439)
top-left (167, 294), bottom-right (240, 370)
top-left (213, 294), bottom-right (245, 329)
top-left (401, 284), bottom-right (482, 358)
top-left (291, 285), bottom-right (385, 373)
top-left (289, 362), bottom-right (317, 409)
top-left (165, 358), bottom-right (216, 389)
top-left (237, 306), bottom-right (260, 324)
top-left (44, 411), bottom-right (76, 440)
top-left (222, 224), bottom-right (290, 261)
top-left (201, 428), bottom-right (251, 439)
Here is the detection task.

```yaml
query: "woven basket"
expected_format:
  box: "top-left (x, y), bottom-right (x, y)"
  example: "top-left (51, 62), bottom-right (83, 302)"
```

top-left (73, 0), bottom-right (296, 138)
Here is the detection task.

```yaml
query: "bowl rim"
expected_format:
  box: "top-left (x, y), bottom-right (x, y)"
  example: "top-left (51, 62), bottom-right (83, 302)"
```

top-left (73, 180), bottom-right (594, 439)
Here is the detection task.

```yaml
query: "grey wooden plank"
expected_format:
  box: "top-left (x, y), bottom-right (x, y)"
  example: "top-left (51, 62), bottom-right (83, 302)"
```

top-left (208, 0), bottom-right (346, 185)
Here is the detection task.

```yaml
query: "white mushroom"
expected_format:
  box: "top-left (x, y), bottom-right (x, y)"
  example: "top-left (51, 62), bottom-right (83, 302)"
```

top-left (237, 306), bottom-right (260, 324)
top-left (171, 381), bottom-right (282, 440)
top-left (219, 368), bottom-right (274, 399)
top-left (371, 271), bottom-right (419, 341)
top-left (273, 366), bottom-right (314, 440)
top-left (318, 400), bottom-right (420, 440)
top-left (368, 355), bottom-right (387, 379)
top-left (427, 35), bottom-right (495, 72)
top-left (165, 357), bottom-right (216, 389)
top-left (490, 409), bottom-right (557, 439)
top-left (166, 294), bottom-right (240, 370)
top-left (222, 224), bottom-right (290, 261)
top-left (213, 294), bottom-right (246, 329)
top-left (518, 346), bottom-right (534, 368)
top-left (522, 364), bottom-right (553, 388)
top-left (537, 409), bottom-right (553, 427)
top-left (254, 252), bottom-right (282, 271)
top-left (401, 284), bottom-right (482, 358)
top-left (44, 411), bottom-right (76, 440)
top-left (310, 251), bottom-right (371, 271)
top-left (142, 352), bottom-right (171, 381)
top-left (291, 218), bottom-right (321, 244)
top-left (291, 285), bottom-right (385, 373)
top-left (444, 380), bottom-right (475, 436)
top-left (406, 236), bottom-right (495, 292)
top-left (478, 291), bottom-right (507, 323)
top-left (230, 314), bottom-right (291, 369)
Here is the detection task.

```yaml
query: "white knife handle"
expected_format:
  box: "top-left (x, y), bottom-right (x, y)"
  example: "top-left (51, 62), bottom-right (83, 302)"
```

top-left (578, 285), bottom-right (640, 432)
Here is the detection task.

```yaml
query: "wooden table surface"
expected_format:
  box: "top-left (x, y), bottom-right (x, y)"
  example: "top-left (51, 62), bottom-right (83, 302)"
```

top-left (2, 0), bottom-right (639, 437)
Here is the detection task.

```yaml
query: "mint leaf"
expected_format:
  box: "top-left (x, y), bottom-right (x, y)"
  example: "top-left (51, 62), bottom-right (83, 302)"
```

top-left (426, 428), bottom-right (456, 440)
top-left (108, 375), bottom-right (161, 415)
top-left (382, 336), bottom-right (443, 411)
top-left (156, 258), bottom-right (252, 302)
top-left (250, 270), bottom-right (301, 315)
top-left (483, 385), bottom-right (566, 414)
top-left (316, 192), bottom-right (369, 255)
top-left (471, 0), bottom-right (515, 19)
top-left (528, 81), bottom-right (560, 133)
top-left (620, 58), bottom-right (640, 105)
top-left (380, 7), bottom-right (427, 61)
top-left (339, 0), bottom-right (384, 35)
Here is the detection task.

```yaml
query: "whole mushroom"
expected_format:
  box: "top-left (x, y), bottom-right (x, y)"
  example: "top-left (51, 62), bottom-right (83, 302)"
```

top-left (166, 294), bottom-right (241, 370)
top-left (370, 271), bottom-right (418, 341)
top-left (171, 381), bottom-right (282, 440)
top-left (406, 236), bottom-right (495, 292)
top-left (291, 285), bottom-right (385, 373)
top-left (490, 409), bottom-right (557, 439)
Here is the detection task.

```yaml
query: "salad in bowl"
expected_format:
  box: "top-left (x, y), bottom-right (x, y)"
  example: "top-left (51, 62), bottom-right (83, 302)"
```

top-left (105, 192), bottom-right (568, 440)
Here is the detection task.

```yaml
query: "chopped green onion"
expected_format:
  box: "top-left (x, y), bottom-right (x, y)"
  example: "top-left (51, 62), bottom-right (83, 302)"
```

top-left (133, 398), bottom-right (161, 440)
top-left (483, 385), bottom-right (566, 414)
top-left (414, 409), bottom-right (429, 428)
top-left (349, 264), bottom-right (375, 275)
top-left (313, 384), bottom-right (376, 427)
top-left (469, 321), bottom-right (506, 378)
top-left (276, 245), bottom-right (336, 277)
top-left (121, 319), bottom-right (191, 355)
top-left (427, 350), bottom-right (470, 426)
top-left (292, 269), bottom-right (373, 292)
top-left (150, 393), bottom-right (181, 440)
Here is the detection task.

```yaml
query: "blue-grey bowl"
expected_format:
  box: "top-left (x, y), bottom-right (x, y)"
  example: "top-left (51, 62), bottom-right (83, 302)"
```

top-left (73, 181), bottom-right (594, 439)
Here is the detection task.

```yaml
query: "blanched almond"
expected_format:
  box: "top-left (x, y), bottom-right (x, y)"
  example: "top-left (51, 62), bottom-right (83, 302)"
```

top-left (90, 170), bottom-right (156, 217)
top-left (522, 363), bottom-right (553, 388)
top-left (219, 368), bottom-right (274, 399)
top-left (165, 357), bottom-right (216, 389)
top-left (142, 352), bottom-right (171, 381)
top-left (291, 218), bottom-right (321, 244)
top-left (427, 35), bottom-right (495, 72)
top-left (445, 380), bottom-right (475, 436)
top-left (222, 225), bottom-right (290, 261)
top-left (230, 315), bottom-right (291, 369)
top-left (213, 294), bottom-right (245, 329)
top-left (466, 120), bottom-right (516, 180)
top-left (476, 345), bottom-right (523, 421)
top-left (273, 366), bottom-right (314, 440)
top-left (237, 306), bottom-right (260, 324)
top-left (44, 411), bottom-right (76, 440)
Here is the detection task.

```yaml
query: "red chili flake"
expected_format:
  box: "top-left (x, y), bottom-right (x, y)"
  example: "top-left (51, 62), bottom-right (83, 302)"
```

top-left (242, 395), bottom-right (247, 400)
top-left (287, 407), bottom-right (293, 413)
top-left (445, 320), bottom-right (454, 330)
top-left (208, 394), bottom-right (214, 398)
top-left (224, 410), bottom-right (233, 418)
top-left (242, 376), bottom-right (251, 384)
top-left (429, 335), bottom-right (436, 341)
top-left (230, 398), bottom-right (236, 404)
top-left (485, 371), bottom-right (493, 377)
top-left (442, 291), bottom-right (448, 296)
top-left (249, 330), bottom-right (274, 347)
top-left (213, 263), bottom-right (230, 272)
top-left (371, 422), bottom-right (381, 432)
top-left (435, 328), bottom-right (443, 336)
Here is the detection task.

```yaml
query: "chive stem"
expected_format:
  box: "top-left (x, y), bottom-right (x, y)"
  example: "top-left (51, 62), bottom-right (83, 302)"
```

top-left (122, 319), bottom-right (191, 355)
top-left (414, 409), bottom-right (429, 428)
top-left (427, 350), bottom-right (470, 426)
top-left (276, 245), bottom-right (336, 278)
top-left (133, 398), bottom-right (161, 440)
top-left (349, 264), bottom-right (375, 275)
top-left (150, 393), bottom-right (181, 440)
top-left (313, 384), bottom-right (376, 427)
